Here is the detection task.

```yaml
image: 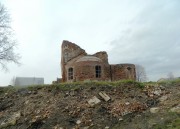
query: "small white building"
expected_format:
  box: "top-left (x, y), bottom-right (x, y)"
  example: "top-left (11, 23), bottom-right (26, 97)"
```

top-left (13, 77), bottom-right (44, 86)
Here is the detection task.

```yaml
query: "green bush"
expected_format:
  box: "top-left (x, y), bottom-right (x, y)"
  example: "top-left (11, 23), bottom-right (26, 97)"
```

top-left (136, 82), bottom-right (145, 88)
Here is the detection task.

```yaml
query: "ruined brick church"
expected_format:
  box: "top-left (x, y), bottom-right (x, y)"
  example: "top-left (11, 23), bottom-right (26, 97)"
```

top-left (61, 40), bottom-right (136, 82)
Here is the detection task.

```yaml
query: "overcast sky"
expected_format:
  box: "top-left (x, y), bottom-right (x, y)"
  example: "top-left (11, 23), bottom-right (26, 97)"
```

top-left (0, 0), bottom-right (179, 86)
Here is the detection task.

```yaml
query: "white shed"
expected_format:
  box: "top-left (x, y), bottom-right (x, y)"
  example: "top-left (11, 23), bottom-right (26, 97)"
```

top-left (14, 77), bottom-right (44, 86)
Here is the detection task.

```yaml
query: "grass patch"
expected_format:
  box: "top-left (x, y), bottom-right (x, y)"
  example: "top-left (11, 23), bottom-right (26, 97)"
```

top-left (0, 86), bottom-right (16, 96)
top-left (153, 117), bottom-right (180, 129)
top-left (54, 80), bottom-right (147, 90)
top-left (158, 78), bottom-right (180, 86)
top-left (152, 111), bottom-right (180, 129)
top-left (27, 84), bottom-right (47, 91)
top-left (51, 80), bottom-right (146, 90)
top-left (0, 80), bottom-right (147, 94)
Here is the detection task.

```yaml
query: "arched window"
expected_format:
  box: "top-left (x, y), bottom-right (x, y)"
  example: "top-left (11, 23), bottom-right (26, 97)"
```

top-left (68, 68), bottom-right (73, 80)
top-left (95, 65), bottom-right (101, 78)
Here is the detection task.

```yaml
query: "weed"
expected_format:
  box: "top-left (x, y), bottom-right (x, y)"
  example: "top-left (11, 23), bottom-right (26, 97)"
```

top-left (0, 86), bottom-right (16, 96)
top-left (153, 117), bottom-right (180, 129)
top-left (158, 78), bottom-right (180, 86)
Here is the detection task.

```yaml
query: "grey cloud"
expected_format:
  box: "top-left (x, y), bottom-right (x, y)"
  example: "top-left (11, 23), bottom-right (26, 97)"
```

top-left (108, 1), bottom-right (180, 80)
top-left (1, 0), bottom-right (180, 85)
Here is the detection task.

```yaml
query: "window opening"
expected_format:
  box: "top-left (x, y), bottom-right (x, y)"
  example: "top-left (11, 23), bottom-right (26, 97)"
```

top-left (95, 65), bottom-right (101, 78)
top-left (127, 67), bottom-right (131, 71)
top-left (68, 68), bottom-right (73, 80)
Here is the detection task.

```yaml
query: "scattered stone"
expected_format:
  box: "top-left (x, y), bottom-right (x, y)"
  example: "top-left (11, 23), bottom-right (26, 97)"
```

top-left (0, 111), bottom-right (21, 128)
top-left (28, 91), bottom-right (32, 94)
top-left (36, 110), bottom-right (41, 114)
top-left (70, 90), bottom-right (75, 96)
top-left (150, 107), bottom-right (160, 113)
top-left (31, 115), bottom-right (41, 123)
top-left (159, 85), bottom-right (165, 90)
top-left (153, 90), bottom-right (161, 96)
top-left (149, 94), bottom-right (154, 98)
top-left (76, 120), bottom-right (81, 124)
top-left (125, 102), bottom-right (130, 105)
top-left (121, 111), bottom-right (131, 116)
top-left (54, 125), bottom-right (64, 129)
top-left (109, 101), bottom-right (147, 117)
top-left (119, 117), bottom-right (123, 121)
top-left (149, 94), bottom-right (154, 97)
top-left (88, 96), bottom-right (101, 106)
top-left (159, 95), bottom-right (168, 102)
top-left (90, 123), bottom-right (94, 126)
top-left (105, 126), bottom-right (109, 129)
top-left (25, 100), bottom-right (29, 104)
top-left (0, 79), bottom-right (178, 129)
top-left (170, 104), bottom-right (180, 113)
top-left (99, 92), bottom-right (110, 101)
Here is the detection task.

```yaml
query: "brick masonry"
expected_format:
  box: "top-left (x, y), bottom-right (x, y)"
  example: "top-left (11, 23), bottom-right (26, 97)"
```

top-left (61, 40), bottom-right (136, 82)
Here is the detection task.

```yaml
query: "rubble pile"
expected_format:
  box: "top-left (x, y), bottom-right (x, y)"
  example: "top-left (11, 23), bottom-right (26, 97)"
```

top-left (143, 84), bottom-right (166, 97)
top-left (108, 101), bottom-right (147, 117)
top-left (0, 82), bottom-right (179, 129)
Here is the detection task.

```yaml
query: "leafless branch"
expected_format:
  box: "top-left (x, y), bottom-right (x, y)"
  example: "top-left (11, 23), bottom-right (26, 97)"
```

top-left (0, 3), bottom-right (21, 71)
top-left (135, 64), bottom-right (147, 82)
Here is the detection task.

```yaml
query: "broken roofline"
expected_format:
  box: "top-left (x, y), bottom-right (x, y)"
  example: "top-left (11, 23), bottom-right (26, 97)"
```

top-left (61, 40), bottom-right (136, 82)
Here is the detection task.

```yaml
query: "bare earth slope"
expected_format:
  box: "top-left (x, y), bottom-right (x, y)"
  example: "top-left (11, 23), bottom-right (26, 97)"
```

top-left (0, 81), bottom-right (179, 129)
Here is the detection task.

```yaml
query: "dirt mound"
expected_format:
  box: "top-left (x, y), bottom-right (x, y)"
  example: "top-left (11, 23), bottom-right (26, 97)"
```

top-left (0, 81), bottom-right (179, 129)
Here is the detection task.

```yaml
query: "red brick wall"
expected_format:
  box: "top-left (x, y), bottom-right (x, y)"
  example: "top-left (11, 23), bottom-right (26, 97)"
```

top-left (93, 51), bottom-right (109, 64)
top-left (73, 61), bottom-right (110, 82)
top-left (111, 64), bottom-right (136, 81)
top-left (61, 40), bottom-right (87, 82)
top-left (61, 41), bottom-right (136, 82)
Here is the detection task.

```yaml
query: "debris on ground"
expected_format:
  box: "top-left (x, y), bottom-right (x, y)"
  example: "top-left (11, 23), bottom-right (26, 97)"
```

top-left (0, 81), bottom-right (179, 129)
top-left (98, 92), bottom-right (111, 102)
top-left (87, 96), bottom-right (101, 107)
top-left (150, 107), bottom-right (160, 113)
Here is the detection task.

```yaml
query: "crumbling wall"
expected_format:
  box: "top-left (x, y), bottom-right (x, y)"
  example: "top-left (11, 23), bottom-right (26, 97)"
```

top-left (111, 64), bottom-right (136, 81)
top-left (93, 51), bottom-right (109, 64)
top-left (61, 40), bottom-right (86, 63)
top-left (61, 40), bottom-right (136, 82)
top-left (61, 40), bottom-right (87, 82)
top-left (74, 61), bottom-right (110, 82)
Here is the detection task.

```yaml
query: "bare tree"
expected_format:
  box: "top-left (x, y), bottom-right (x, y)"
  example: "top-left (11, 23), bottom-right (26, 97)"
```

top-left (167, 72), bottom-right (174, 80)
top-left (10, 76), bottom-right (16, 86)
top-left (0, 3), bottom-right (20, 71)
top-left (135, 64), bottom-right (147, 82)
